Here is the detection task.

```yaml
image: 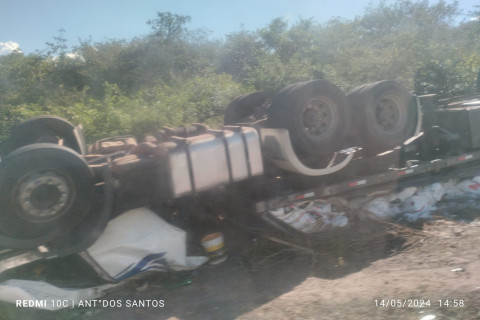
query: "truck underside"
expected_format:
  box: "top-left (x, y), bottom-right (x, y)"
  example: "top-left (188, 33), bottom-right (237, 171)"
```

top-left (0, 79), bottom-right (480, 276)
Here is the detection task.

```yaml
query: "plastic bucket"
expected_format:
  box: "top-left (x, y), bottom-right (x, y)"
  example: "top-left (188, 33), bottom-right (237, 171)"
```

top-left (201, 232), bottom-right (227, 265)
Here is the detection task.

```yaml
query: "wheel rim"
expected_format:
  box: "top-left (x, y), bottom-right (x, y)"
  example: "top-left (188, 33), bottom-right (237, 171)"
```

top-left (15, 170), bottom-right (74, 222)
top-left (302, 98), bottom-right (337, 139)
top-left (375, 95), bottom-right (406, 133)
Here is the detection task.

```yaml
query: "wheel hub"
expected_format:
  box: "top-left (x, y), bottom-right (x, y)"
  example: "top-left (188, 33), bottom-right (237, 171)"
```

top-left (376, 96), bottom-right (401, 132)
top-left (303, 100), bottom-right (333, 136)
top-left (16, 170), bottom-right (72, 222)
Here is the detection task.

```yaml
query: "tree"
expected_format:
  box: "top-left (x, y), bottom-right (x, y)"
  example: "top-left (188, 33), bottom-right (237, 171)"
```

top-left (45, 28), bottom-right (68, 57)
top-left (217, 30), bottom-right (264, 82)
top-left (147, 12), bottom-right (191, 43)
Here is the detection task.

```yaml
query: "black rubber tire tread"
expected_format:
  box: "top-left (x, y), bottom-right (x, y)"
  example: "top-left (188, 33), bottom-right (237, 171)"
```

top-left (347, 80), bottom-right (417, 155)
top-left (266, 80), bottom-right (350, 156)
top-left (0, 144), bottom-right (94, 245)
top-left (47, 165), bottom-right (113, 256)
top-left (1, 115), bottom-right (81, 157)
top-left (224, 91), bottom-right (270, 125)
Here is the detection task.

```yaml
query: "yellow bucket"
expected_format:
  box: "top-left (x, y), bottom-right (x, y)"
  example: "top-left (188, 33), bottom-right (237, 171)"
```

top-left (201, 232), bottom-right (227, 265)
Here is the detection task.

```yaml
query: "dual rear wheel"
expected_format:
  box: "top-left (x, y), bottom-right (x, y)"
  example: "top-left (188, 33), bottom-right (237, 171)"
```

top-left (347, 80), bottom-right (417, 155)
top-left (226, 80), bottom-right (416, 157)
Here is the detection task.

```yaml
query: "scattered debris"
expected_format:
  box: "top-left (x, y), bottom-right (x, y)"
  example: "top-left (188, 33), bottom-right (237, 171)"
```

top-left (269, 175), bottom-right (480, 233)
top-left (269, 201), bottom-right (348, 233)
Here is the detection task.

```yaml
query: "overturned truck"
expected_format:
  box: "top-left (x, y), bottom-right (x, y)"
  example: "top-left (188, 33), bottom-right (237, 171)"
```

top-left (1, 79), bottom-right (480, 269)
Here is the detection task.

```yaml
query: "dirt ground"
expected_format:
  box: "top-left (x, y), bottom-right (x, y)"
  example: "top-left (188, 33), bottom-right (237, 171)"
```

top-left (1, 207), bottom-right (480, 320)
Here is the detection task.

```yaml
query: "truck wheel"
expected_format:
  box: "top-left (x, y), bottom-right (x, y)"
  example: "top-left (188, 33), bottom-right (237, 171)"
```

top-left (267, 80), bottom-right (350, 156)
top-left (347, 81), bottom-right (416, 154)
top-left (1, 116), bottom-right (82, 157)
top-left (0, 144), bottom-right (94, 242)
top-left (224, 91), bottom-right (270, 125)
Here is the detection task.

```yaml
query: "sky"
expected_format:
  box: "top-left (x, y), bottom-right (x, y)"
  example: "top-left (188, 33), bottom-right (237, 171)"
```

top-left (0, 0), bottom-right (478, 55)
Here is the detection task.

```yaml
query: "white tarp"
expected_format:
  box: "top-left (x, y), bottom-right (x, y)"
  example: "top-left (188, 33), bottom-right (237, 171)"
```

top-left (86, 207), bottom-right (207, 281)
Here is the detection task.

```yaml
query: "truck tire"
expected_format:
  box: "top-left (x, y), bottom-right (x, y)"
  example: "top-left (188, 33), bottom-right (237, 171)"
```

top-left (1, 115), bottom-right (82, 157)
top-left (224, 91), bottom-right (270, 125)
top-left (267, 80), bottom-right (350, 156)
top-left (0, 144), bottom-right (94, 242)
top-left (347, 81), bottom-right (416, 155)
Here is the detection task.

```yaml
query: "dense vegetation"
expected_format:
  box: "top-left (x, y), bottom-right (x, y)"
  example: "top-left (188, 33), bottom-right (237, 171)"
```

top-left (1, 1), bottom-right (479, 143)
